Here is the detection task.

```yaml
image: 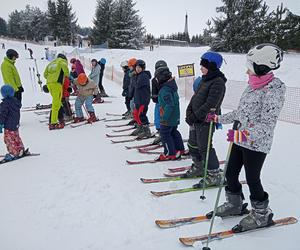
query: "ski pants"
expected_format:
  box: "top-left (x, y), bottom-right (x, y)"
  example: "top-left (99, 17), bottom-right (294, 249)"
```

top-left (62, 97), bottom-right (73, 117)
top-left (188, 123), bottom-right (220, 170)
top-left (47, 83), bottom-right (63, 125)
top-left (133, 104), bottom-right (149, 125)
top-left (75, 96), bottom-right (94, 118)
top-left (226, 143), bottom-right (267, 202)
top-left (125, 97), bottom-right (131, 112)
top-left (154, 103), bottom-right (160, 131)
top-left (98, 74), bottom-right (105, 93)
top-left (4, 129), bottom-right (24, 157)
top-left (160, 125), bottom-right (184, 156)
top-left (14, 90), bottom-right (22, 104)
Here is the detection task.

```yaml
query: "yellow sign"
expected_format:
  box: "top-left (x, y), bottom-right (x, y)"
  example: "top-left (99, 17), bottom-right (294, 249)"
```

top-left (177, 64), bottom-right (195, 78)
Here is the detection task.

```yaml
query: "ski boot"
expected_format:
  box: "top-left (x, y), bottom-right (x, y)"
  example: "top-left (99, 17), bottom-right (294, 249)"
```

top-left (3, 153), bottom-right (15, 162)
top-left (193, 169), bottom-right (223, 188)
top-left (208, 189), bottom-right (249, 218)
top-left (136, 125), bottom-right (152, 139)
top-left (122, 110), bottom-right (131, 116)
top-left (49, 123), bottom-right (64, 130)
top-left (152, 136), bottom-right (161, 145)
top-left (181, 159), bottom-right (204, 178)
top-left (87, 112), bottom-right (98, 123)
top-left (232, 193), bottom-right (273, 232)
top-left (131, 125), bottom-right (142, 136)
top-left (156, 153), bottom-right (177, 161)
top-left (73, 117), bottom-right (85, 123)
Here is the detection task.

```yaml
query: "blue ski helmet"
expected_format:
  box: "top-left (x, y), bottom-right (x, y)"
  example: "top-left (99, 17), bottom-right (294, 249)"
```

top-left (100, 58), bottom-right (106, 64)
top-left (200, 51), bottom-right (223, 69)
top-left (1, 85), bottom-right (15, 98)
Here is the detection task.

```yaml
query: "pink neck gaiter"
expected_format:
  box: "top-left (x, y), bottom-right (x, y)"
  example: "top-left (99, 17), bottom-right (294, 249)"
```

top-left (248, 72), bottom-right (274, 90)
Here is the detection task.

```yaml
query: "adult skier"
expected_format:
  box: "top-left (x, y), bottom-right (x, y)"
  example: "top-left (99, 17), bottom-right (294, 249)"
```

top-left (1, 49), bottom-right (24, 104)
top-left (43, 53), bottom-right (69, 130)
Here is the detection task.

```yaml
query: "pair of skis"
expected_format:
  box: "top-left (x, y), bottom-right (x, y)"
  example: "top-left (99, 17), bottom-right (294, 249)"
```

top-left (158, 215), bottom-right (297, 246)
top-left (70, 118), bottom-right (105, 128)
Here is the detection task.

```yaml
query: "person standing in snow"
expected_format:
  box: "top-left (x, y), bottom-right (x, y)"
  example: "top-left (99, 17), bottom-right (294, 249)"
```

top-left (207, 43), bottom-right (285, 232)
top-left (154, 66), bottom-right (185, 161)
top-left (131, 59), bottom-right (152, 139)
top-left (73, 73), bottom-right (99, 123)
top-left (127, 58), bottom-right (138, 125)
top-left (0, 85), bottom-right (27, 161)
top-left (120, 60), bottom-right (131, 117)
top-left (43, 53), bottom-right (69, 130)
top-left (151, 60), bottom-right (168, 145)
top-left (98, 58), bottom-right (108, 97)
top-left (183, 51), bottom-right (226, 186)
top-left (28, 48), bottom-right (33, 59)
top-left (89, 59), bottom-right (103, 103)
top-left (1, 49), bottom-right (24, 104)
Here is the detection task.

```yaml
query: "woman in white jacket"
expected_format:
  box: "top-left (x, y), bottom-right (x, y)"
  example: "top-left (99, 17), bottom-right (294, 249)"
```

top-left (207, 43), bottom-right (286, 232)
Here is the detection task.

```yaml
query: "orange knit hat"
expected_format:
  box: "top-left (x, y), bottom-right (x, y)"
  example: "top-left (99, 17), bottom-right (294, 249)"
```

top-left (77, 73), bottom-right (88, 85)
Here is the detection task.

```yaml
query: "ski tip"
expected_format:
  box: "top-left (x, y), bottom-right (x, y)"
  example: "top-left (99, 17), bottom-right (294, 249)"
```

top-left (178, 237), bottom-right (194, 246)
top-left (154, 220), bottom-right (169, 228)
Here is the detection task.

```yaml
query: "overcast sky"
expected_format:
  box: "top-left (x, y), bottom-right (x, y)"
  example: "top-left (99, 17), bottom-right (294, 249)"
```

top-left (1, 0), bottom-right (299, 36)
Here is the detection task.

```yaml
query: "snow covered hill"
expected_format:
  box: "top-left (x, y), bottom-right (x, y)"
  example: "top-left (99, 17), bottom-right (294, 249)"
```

top-left (0, 39), bottom-right (299, 250)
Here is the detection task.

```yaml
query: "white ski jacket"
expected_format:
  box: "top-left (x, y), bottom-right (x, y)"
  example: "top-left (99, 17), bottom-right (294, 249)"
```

top-left (219, 78), bottom-right (286, 154)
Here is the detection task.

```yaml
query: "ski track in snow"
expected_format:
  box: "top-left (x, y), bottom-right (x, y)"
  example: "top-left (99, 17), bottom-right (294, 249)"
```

top-left (0, 39), bottom-right (299, 250)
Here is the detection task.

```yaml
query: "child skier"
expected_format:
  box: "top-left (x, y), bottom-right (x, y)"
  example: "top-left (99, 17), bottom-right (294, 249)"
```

top-left (207, 43), bottom-right (285, 232)
top-left (73, 73), bottom-right (99, 123)
top-left (183, 51), bottom-right (226, 186)
top-left (98, 58), bottom-right (108, 97)
top-left (120, 60), bottom-right (131, 117)
top-left (127, 58), bottom-right (137, 125)
top-left (154, 66), bottom-right (185, 160)
top-left (0, 85), bottom-right (27, 161)
top-left (131, 59), bottom-right (152, 138)
top-left (89, 59), bottom-right (103, 103)
top-left (151, 60), bottom-right (168, 144)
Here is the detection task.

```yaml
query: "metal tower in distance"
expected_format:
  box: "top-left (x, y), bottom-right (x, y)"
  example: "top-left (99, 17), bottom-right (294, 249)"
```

top-left (184, 12), bottom-right (189, 35)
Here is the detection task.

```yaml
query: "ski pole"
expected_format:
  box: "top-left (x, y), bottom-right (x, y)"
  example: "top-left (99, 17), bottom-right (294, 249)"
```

top-left (34, 59), bottom-right (43, 91)
top-left (29, 67), bottom-right (34, 91)
top-left (200, 108), bottom-right (216, 200)
top-left (202, 120), bottom-right (240, 250)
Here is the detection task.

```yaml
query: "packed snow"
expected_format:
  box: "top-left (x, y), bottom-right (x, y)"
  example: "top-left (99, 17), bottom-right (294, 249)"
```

top-left (0, 38), bottom-right (299, 250)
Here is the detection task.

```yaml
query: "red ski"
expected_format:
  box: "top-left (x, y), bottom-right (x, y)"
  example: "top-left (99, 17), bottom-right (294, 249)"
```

top-left (168, 160), bottom-right (226, 173)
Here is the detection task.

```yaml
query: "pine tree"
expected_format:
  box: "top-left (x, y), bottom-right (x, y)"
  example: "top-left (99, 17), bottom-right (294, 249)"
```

top-left (8, 10), bottom-right (23, 38)
top-left (0, 17), bottom-right (7, 36)
top-left (211, 0), bottom-right (269, 52)
top-left (47, 0), bottom-right (59, 39)
top-left (56, 0), bottom-right (77, 45)
top-left (110, 0), bottom-right (145, 49)
top-left (92, 0), bottom-right (114, 45)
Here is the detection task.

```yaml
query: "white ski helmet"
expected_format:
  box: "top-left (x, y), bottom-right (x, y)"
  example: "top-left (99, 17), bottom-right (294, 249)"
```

top-left (120, 60), bottom-right (128, 68)
top-left (246, 43), bottom-right (283, 76)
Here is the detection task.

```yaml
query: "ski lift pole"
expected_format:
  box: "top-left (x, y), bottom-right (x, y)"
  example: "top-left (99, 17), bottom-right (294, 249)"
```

top-left (34, 59), bottom-right (43, 91)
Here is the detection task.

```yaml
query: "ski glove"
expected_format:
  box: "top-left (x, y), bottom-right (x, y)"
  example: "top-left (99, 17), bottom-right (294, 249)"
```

top-left (0, 124), bottom-right (4, 133)
top-left (122, 90), bottom-right (127, 97)
top-left (205, 113), bottom-right (218, 123)
top-left (18, 86), bottom-right (24, 92)
top-left (227, 129), bottom-right (249, 143)
top-left (67, 87), bottom-right (73, 93)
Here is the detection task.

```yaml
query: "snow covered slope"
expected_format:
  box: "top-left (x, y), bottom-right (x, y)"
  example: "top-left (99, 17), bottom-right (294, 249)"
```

top-left (0, 39), bottom-right (299, 250)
